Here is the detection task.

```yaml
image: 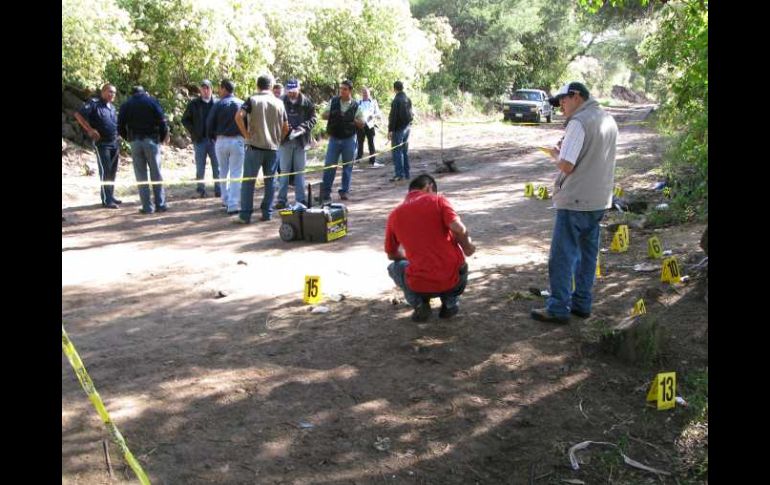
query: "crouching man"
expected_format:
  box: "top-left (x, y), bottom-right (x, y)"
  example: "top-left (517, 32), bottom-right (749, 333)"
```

top-left (385, 174), bottom-right (476, 321)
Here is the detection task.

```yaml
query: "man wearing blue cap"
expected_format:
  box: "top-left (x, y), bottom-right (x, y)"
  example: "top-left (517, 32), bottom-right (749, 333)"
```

top-left (531, 81), bottom-right (618, 324)
top-left (275, 79), bottom-right (316, 209)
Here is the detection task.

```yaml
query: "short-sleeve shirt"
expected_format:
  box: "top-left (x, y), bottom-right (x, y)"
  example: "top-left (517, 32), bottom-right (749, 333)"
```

top-left (241, 92), bottom-right (287, 150)
top-left (385, 191), bottom-right (465, 293)
top-left (78, 98), bottom-right (118, 143)
top-left (558, 120), bottom-right (586, 164)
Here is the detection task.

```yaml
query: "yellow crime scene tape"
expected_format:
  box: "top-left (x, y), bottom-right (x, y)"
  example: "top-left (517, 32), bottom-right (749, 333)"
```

top-left (66, 141), bottom-right (408, 189)
top-left (65, 118), bottom-right (648, 189)
top-left (62, 324), bottom-right (151, 485)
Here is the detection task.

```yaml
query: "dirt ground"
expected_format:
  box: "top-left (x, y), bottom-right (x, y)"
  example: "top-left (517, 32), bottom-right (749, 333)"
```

top-left (62, 105), bottom-right (708, 484)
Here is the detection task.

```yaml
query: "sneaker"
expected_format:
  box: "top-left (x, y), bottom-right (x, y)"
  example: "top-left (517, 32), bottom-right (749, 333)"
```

top-left (259, 215), bottom-right (271, 222)
top-left (530, 308), bottom-right (569, 324)
top-left (139, 208), bottom-right (154, 214)
top-left (103, 202), bottom-right (119, 209)
top-left (157, 205), bottom-right (169, 212)
top-left (370, 162), bottom-right (384, 168)
top-left (198, 191), bottom-right (206, 198)
top-left (274, 202), bottom-right (287, 210)
top-left (339, 192), bottom-right (349, 201)
top-left (214, 190), bottom-right (221, 198)
top-left (389, 176), bottom-right (403, 182)
top-left (439, 304), bottom-right (459, 319)
top-left (571, 308), bottom-right (591, 319)
top-left (226, 210), bottom-right (240, 215)
top-left (112, 198), bottom-right (123, 204)
top-left (233, 217), bottom-right (250, 225)
top-left (411, 303), bottom-right (432, 322)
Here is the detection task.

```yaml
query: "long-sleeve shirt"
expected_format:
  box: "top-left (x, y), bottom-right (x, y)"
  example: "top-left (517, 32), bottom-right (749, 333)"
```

top-left (206, 94), bottom-right (244, 138)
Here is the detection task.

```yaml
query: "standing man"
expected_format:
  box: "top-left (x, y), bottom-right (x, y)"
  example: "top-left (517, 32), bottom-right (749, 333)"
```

top-left (385, 174), bottom-right (476, 322)
top-left (320, 79), bottom-right (365, 203)
top-left (206, 79), bottom-right (244, 215)
top-left (117, 86), bottom-right (169, 214)
top-left (234, 74), bottom-right (288, 223)
top-left (388, 80), bottom-right (413, 182)
top-left (74, 83), bottom-right (122, 209)
top-left (182, 79), bottom-right (220, 198)
top-left (531, 81), bottom-right (618, 324)
top-left (357, 87), bottom-right (384, 168)
top-left (275, 79), bottom-right (316, 209)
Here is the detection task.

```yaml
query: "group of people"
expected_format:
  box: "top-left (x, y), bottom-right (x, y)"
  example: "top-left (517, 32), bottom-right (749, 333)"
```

top-left (75, 77), bottom-right (414, 219)
top-left (76, 78), bottom-right (616, 326)
top-left (384, 81), bottom-right (617, 325)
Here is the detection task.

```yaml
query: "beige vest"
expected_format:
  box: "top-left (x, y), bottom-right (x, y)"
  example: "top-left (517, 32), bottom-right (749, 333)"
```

top-left (246, 92), bottom-right (286, 150)
top-left (553, 98), bottom-right (618, 211)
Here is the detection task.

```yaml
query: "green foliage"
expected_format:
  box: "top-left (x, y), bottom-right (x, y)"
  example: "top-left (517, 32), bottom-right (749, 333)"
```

top-left (641, 1), bottom-right (708, 217)
top-left (62, 0), bottom-right (136, 91)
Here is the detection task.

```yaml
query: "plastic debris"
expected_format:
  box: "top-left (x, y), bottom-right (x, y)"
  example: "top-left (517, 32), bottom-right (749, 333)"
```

top-left (662, 250), bottom-right (673, 256)
top-left (634, 262), bottom-right (659, 272)
top-left (328, 294), bottom-right (346, 302)
top-left (561, 480), bottom-right (586, 485)
top-left (655, 203), bottom-right (670, 211)
top-left (675, 396), bottom-right (688, 407)
top-left (373, 436), bottom-right (391, 452)
top-left (568, 441), bottom-right (670, 475)
top-left (653, 181), bottom-right (668, 190)
top-left (311, 305), bottom-right (330, 314)
top-left (298, 421), bottom-right (315, 429)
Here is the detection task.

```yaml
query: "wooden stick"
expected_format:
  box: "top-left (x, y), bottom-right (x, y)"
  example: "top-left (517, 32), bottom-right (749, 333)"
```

top-left (102, 439), bottom-right (114, 478)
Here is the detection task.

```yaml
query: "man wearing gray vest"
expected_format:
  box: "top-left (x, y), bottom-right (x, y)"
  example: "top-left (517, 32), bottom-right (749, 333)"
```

top-left (531, 81), bottom-right (618, 324)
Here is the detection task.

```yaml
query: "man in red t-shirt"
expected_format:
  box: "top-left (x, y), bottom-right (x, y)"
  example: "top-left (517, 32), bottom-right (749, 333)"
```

top-left (385, 174), bottom-right (476, 321)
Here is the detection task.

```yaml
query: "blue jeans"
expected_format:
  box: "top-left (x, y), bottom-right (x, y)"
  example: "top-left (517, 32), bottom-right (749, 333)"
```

top-left (321, 135), bottom-right (357, 199)
top-left (194, 139), bottom-right (220, 194)
top-left (388, 260), bottom-right (468, 309)
top-left (215, 136), bottom-right (244, 212)
top-left (546, 209), bottom-right (606, 317)
top-left (277, 139), bottom-right (307, 205)
top-left (130, 138), bottom-right (166, 211)
top-left (94, 141), bottom-right (119, 205)
top-left (240, 147), bottom-right (277, 222)
top-left (392, 126), bottom-right (411, 179)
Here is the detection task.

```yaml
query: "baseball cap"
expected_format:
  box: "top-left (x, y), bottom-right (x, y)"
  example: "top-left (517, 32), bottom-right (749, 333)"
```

top-left (200, 79), bottom-right (213, 88)
top-left (286, 79), bottom-right (300, 92)
top-left (548, 81), bottom-right (590, 107)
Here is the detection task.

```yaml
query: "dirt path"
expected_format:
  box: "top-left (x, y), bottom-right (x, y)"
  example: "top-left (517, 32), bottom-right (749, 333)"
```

top-left (62, 105), bottom-right (707, 484)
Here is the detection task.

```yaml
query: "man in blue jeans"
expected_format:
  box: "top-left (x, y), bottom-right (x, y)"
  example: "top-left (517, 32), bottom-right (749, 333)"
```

top-left (276, 79), bottom-right (316, 209)
top-left (234, 74), bottom-right (288, 223)
top-left (320, 79), bottom-right (365, 203)
top-left (385, 174), bottom-right (476, 322)
top-left (388, 80), bottom-right (413, 182)
top-left (117, 86), bottom-right (170, 214)
top-left (73, 83), bottom-right (122, 209)
top-left (531, 81), bottom-right (618, 324)
top-left (182, 79), bottom-right (220, 198)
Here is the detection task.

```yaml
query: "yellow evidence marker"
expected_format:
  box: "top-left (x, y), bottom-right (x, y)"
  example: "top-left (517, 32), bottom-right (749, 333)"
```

top-left (304, 275), bottom-right (322, 304)
top-left (648, 236), bottom-right (663, 259)
top-left (524, 182), bottom-right (534, 197)
top-left (660, 257), bottom-right (681, 284)
top-left (646, 372), bottom-right (676, 410)
top-left (632, 298), bottom-right (646, 316)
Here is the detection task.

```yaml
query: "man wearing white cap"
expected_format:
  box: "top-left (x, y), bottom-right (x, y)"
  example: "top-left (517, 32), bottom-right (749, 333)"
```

top-left (275, 79), bottom-right (317, 208)
top-left (531, 81), bottom-right (618, 324)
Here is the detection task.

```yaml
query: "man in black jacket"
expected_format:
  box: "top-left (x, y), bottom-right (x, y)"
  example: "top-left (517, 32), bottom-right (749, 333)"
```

top-left (182, 80), bottom-right (220, 198)
top-left (118, 86), bottom-right (170, 214)
top-left (276, 79), bottom-right (316, 208)
top-left (388, 80), bottom-right (413, 182)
